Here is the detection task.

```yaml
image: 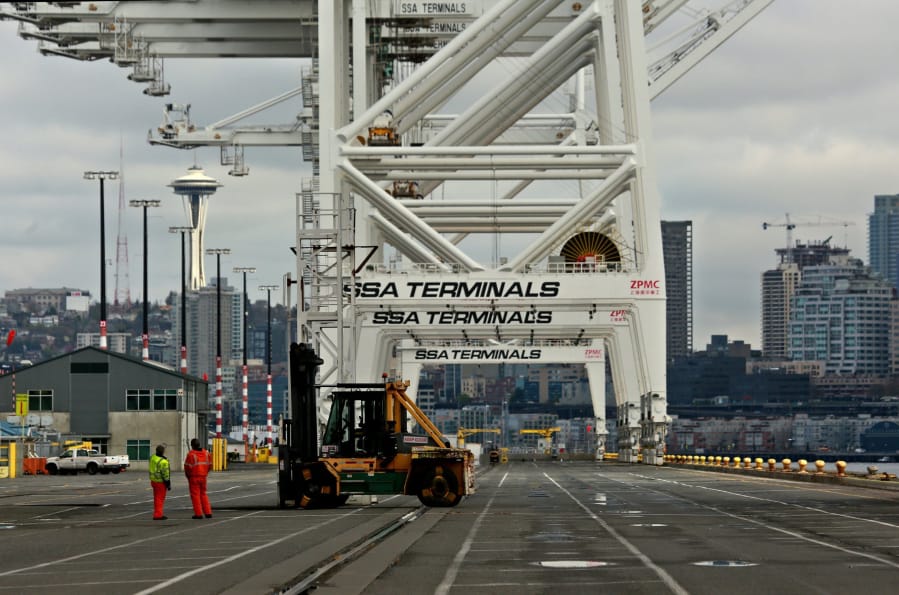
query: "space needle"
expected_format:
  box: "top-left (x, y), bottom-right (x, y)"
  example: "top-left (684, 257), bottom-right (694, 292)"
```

top-left (168, 166), bottom-right (222, 290)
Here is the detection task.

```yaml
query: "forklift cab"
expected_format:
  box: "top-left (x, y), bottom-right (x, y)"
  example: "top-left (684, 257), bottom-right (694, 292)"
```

top-left (321, 385), bottom-right (398, 459)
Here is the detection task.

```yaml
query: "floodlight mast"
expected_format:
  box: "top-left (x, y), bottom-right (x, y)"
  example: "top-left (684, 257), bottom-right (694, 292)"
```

top-left (168, 226), bottom-right (192, 374)
top-left (206, 248), bottom-right (230, 438)
top-left (84, 170), bottom-right (118, 350)
top-left (233, 266), bottom-right (256, 444)
top-left (259, 284), bottom-right (279, 445)
top-left (130, 199), bottom-right (161, 360)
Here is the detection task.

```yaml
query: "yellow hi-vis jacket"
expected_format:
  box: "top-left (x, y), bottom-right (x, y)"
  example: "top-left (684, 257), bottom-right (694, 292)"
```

top-left (149, 454), bottom-right (170, 483)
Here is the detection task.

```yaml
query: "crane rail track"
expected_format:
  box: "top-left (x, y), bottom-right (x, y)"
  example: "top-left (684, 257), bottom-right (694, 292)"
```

top-left (277, 505), bottom-right (429, 595)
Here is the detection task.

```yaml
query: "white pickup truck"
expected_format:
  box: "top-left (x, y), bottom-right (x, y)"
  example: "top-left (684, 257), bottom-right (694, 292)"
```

top-left (44, 448), bottom-right (130, 475)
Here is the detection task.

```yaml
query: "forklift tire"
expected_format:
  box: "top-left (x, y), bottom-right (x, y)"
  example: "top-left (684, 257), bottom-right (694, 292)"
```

top-left (417, 465), bottom-right (460, 507)
top-left (297, 465), bottom-right (341, 509)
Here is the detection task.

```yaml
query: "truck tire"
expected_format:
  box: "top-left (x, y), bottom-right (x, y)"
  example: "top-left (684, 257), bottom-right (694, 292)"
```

top-left (87, 462), bottom-right (99, 475)
top-left (46, 464), bottom-right (58, 475)
top-left (111, 467), bottom-right (121, 474)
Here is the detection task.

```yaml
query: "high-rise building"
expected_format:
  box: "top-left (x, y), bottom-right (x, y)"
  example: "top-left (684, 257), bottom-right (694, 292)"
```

top-left (788, 255), bottom-right (892, 375)
top-left (868, 194), bottom-right (899, 289)
top-left (171, 277), bottom-right (242, 381)
top-left (661, 221), bottom-right (693, 360)
top-left (443, 364), bottom-right (462, 403)
top-left (761, 240), bottom-right (849, 358)
top-left (891, 299), bottom-right (899, 377)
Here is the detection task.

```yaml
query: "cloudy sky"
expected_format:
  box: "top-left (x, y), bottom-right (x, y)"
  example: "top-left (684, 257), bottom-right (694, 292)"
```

top-left (0, 1), bottom-right (894, 349)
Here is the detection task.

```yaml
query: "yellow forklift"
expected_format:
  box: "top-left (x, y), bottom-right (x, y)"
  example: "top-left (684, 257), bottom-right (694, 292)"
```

top-left (278, 343), bottom-right (474, 508)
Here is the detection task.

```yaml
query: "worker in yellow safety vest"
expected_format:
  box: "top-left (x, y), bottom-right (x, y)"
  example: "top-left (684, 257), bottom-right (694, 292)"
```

top-left (148, 444), bottom-right (171, 520)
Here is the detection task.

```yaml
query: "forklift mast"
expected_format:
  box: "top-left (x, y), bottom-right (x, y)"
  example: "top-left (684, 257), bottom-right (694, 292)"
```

top-left (288, 342), bottom-right (323, 462)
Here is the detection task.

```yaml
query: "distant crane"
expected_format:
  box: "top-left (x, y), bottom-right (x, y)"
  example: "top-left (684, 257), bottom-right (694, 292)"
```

top-left (456, 427), bottom-right (500, 449)
top-left (520, 427), bottom-right (562, 455)
top-left (762, 213), bottom-right (855, 262)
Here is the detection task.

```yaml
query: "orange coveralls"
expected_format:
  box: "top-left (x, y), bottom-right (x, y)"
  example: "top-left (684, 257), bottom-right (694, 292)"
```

top-left (184, 448), bottom-right (212, 517)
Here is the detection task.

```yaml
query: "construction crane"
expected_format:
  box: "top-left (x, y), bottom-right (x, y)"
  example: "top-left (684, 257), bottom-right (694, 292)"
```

top-left (456, 427), bottom-right (500, 449)
top-left (519, 427), bottom-right (562, 455)
top-left (762, 213), bottom-right (856, 263)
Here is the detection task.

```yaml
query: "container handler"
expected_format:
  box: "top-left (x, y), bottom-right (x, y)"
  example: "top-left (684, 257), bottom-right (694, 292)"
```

top-left (278, 343), bottom-right (474, 508)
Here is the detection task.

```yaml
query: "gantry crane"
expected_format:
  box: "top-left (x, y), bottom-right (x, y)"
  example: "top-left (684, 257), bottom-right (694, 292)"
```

top-left (762, 213), bottom-right (856, 263)
top-left (456, 427), bottom-right (501, 449)
top-left (519, 427), bottom-right (562, 454)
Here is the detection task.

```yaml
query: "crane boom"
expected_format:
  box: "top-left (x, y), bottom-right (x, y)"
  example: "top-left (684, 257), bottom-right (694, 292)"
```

top-left (762, 213), bottom-right (856, 262)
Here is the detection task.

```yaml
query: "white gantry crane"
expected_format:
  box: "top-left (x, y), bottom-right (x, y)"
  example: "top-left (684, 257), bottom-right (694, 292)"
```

top-left (1, 0), bottom-right (774, 464)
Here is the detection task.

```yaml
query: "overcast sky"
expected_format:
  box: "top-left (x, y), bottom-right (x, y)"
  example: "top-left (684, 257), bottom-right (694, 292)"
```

top-left (0, 1), bottom-right (894, 349)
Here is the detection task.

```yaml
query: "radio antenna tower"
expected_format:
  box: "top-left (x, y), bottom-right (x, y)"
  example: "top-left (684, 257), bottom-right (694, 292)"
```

top-left (113, 136), bottom-right (131, 307)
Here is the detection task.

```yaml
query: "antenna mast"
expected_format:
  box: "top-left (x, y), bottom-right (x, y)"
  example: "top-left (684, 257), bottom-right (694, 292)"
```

top-left (114, 138), bottom-right (131, 307)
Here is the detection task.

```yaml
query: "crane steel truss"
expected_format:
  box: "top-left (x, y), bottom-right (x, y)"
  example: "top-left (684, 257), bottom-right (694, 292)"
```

top-left (1, 0), bottom-right (775, 464)
top-left (312, 0), bottom-right (667, 463)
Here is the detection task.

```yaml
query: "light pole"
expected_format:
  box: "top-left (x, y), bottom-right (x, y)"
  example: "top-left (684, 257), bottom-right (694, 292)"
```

top-left (234, 266), bottom-right (255, 446)
top-left (130, 200), bottom-right (161, 360)
top-left (259, 284), bottom-right (279, 445)
top-left (168, 226), bottom-right (192, 374)
top-left (84, 170), bottom-right (119, 350)
top-left (207, 248), bottom-right (230, 438)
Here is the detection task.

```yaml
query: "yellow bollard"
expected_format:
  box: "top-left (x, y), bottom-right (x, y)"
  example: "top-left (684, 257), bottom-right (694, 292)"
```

top-left (797, 459), bottom-right (808, 473)
top-left (781, 458), bottom-right (792, 472)
top-left (722, 456), bottom-right (730, 467)
top-left (767, 458), bottom-right (777, 472)
top-left (700, 455), bottom-right (707, 465)
top-left (755, 457), bottom-right (764, 470)
top-left (836, 460), bottom-right (847, 476)
top-left (815, 460), bottom-right (826, 473)
top-left (715, 456), bottom-right (722, 466)
top-left (743, 457), bottom-right (752, 469)
top-left (733, 456), bottom-right (741, 467)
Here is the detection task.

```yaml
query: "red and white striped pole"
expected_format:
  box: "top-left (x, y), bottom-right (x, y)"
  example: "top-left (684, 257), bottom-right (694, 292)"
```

top-left (242, 364), bottom-right (249, 443)
top-left (266, 373), bottom-right (273, 445)
top-left (215, 355), bottom-right (223, 438)
top-left (180, 345), bottom-right (187, 375)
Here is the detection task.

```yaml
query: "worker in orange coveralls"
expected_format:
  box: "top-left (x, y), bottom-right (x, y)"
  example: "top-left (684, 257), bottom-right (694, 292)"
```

top-left (184, 438), bottom-right (213, 519)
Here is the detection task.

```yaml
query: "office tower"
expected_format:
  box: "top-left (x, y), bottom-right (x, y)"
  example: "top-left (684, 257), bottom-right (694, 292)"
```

top-left (175, 277), bottom-right (241, 381)
top-left (868, 194), bottom-right (899, 289)
top-left (661, 221), bottom-right (693, 360)
top-left (761, 240), bottom-right (849, 358)
top-left (788, 256), bottom-right (891, 375)
top-left (443, 364), bottom-right (462, 404)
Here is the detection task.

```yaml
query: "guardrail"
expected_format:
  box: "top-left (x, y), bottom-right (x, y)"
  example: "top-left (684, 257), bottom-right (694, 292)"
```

top-left (663, 454), bottom-right (899, 486)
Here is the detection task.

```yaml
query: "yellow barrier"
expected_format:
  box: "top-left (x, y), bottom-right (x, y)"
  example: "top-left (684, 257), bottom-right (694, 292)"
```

top-left (0, 442), bottom-right (15, 479)
top-left (211, 438), bottom-right (228, 471)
